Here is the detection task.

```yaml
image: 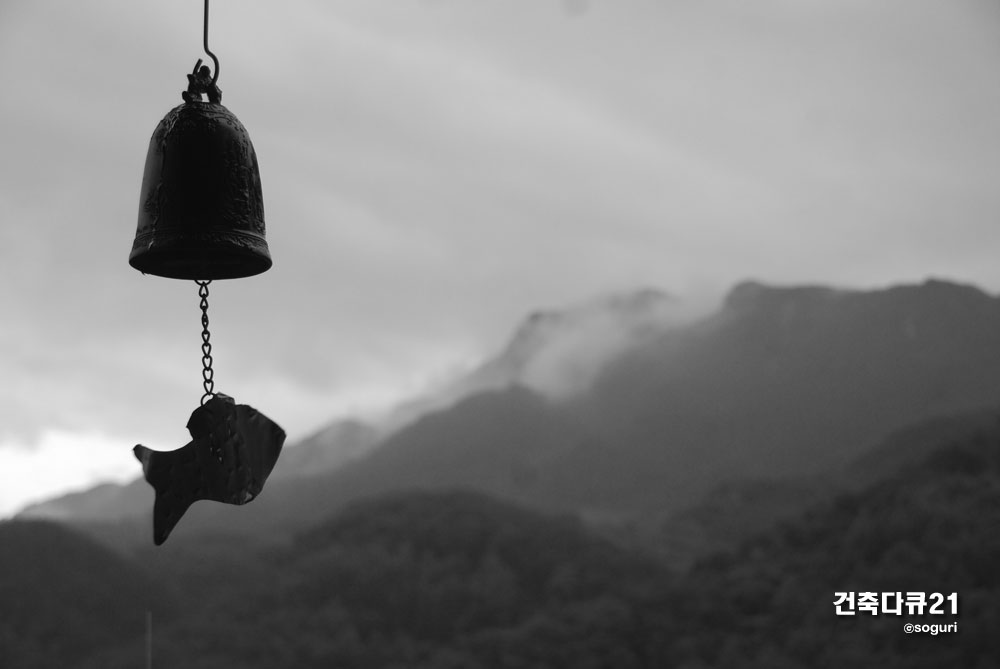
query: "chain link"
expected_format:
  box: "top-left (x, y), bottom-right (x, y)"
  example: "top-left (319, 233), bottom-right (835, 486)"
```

top-left (196, 280), bottom-right (215, 405)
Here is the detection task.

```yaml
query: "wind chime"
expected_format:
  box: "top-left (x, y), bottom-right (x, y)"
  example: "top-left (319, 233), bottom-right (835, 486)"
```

top-left (129, 0), bottom-right (285, 545)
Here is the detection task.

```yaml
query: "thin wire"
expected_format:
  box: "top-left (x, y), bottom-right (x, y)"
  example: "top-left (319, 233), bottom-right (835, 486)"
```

top-left (203, 0), bottom-right (220, 85)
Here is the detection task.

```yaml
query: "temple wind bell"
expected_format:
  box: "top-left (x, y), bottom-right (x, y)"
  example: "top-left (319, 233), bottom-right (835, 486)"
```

top-left (130, 0), bottom-right (285, 545)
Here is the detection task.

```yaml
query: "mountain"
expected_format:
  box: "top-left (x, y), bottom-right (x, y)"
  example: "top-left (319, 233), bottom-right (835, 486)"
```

top-left (80, 490), bottom-right (670, 669)
top-left (18, 416), bottom-right (380, 525)
top-left (557, 278), bottom-right (1000, 511)
top-left (0, 520), bottom-right (177, 668)
top-left (845, 407), bottom-right (1000, 487)
top-left (48, 419), bottom-right (1000, 666)
top-left (17, 479), bottom-right (150, 523)
top-left (640, 408), bottom-right (1000, 570)
top-left (378, 287), bottom-right (693, 432)
top-left (20, 288), bottom-right (685, 528)
top-left (268, 418), bottom-right (380, 482)
top-left (322, 386), bottom-right (596, 505)
top-left (23, 278), bottom-right (1000, 551)
top-left (648, 475), bottom-right (833, 569)
top-left (656, 412), bottom-right (1000, 668)
top-left (129, 385), bottom-right (600, 544)
top-left (464, 287), bottom-right (691, 399)
top-left (9, 278), bottom-right (1000, 666)
top-left (312, 278), bottom-right (1000, 520)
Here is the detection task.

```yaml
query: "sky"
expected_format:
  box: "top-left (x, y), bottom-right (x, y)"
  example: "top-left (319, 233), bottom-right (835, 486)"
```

top-left (1, 0), bottom-right (999, 517)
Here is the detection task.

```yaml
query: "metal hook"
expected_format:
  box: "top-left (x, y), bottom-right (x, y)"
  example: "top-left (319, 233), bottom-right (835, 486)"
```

top-left (203, 0), bottom-right (220, 85)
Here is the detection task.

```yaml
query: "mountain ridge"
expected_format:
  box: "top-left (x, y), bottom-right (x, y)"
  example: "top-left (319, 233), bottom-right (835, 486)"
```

top-left (20, 278), bottom-right (1000, 550)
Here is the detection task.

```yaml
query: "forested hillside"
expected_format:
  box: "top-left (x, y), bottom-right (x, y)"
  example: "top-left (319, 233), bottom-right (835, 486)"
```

top-left (8, 280), bottom-right (1000, 666)
top-left (2, 416), bottom-right (988, 667)
top-left (0, 521), bottom-right (177, 668)
top-left (656, 424), bottom-right (1000, 668)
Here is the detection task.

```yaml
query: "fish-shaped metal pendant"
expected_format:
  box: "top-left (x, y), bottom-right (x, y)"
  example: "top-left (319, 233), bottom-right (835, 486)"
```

top-left (134, 393), bottom-right (285, 545)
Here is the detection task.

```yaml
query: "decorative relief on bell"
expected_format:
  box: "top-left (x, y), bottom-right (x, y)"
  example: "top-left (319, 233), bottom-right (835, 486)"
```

top-left (129, 94), bottom-right (270, 280)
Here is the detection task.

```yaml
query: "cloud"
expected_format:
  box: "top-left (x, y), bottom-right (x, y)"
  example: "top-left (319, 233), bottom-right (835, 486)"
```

top-left (0, 429), bottom-right (138, 518)
top-left (1, 0), bottom-right (999, 512)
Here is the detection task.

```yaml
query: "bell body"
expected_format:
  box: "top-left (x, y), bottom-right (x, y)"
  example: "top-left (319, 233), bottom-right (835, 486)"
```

top-left (130, 101), bottom-right (271, 280)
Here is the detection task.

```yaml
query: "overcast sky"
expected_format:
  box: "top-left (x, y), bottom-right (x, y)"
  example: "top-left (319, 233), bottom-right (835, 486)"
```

top-left (1, 0), bottom-right (999, 516)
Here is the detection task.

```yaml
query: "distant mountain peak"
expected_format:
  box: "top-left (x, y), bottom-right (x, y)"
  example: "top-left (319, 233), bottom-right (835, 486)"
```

top-left (483, 287), bottom-right (688, 399)
top-left (370, 287), bottom-right (692, 435)
top-left (717, 279), bottom-right (998, 347)
top-left (724, 277), bottom-right (991, 311)
top-left (723, 280), bottom-right (847, 312)
top-left (518, 287), bottom-right (675, 335)
top-left (889, 277), bottom-right (993, 307)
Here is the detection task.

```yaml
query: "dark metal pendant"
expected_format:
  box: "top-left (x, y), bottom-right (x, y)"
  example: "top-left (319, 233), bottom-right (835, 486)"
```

top-left (129, 2), bottom-right (284, 546)
top-left (134, 394), bottom-right (285, 545)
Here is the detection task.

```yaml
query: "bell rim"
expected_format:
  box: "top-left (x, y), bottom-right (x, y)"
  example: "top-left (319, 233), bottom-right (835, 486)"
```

top-left (129, 229), bottom-right (272, 280)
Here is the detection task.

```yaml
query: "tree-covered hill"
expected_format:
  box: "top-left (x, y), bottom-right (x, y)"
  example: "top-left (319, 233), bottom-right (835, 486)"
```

top-left (0, 520), bottom-right (177, 668)
top-left (83, 490), bottom-right (671, 668)
top-left (11, 411), bottom-right (1000, 666)
top-left (652, 422), bottom-right (1000, 668)
top-left (76, 416), bottom-right (1000, 668)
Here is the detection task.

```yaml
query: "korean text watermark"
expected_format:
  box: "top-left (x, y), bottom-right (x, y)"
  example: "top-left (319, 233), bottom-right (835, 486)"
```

top-left (833, 592), bottom-right (958, 616)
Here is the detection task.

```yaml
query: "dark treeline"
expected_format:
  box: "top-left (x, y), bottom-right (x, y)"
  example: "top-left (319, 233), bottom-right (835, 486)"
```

top-left (3, 417), bottom-right (999, 668)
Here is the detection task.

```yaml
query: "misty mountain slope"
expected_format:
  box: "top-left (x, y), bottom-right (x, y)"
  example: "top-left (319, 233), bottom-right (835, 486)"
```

top-left (0, 520), bottom-right (177, 668)
top-left (467, 288), bottom-right (689, 399)
top-left (17, 289), bottom-right (683, 528)
top-left (268, 418), bottom-right (380, 482)
top-left (302, 278), bottom-right (1000, 523)
top-left (18, 416), bottom-right (380, 527)
top-left (642, 408), bottom-right (1000, 570)
top-left (560, 278), bottom-right (1000, 512)
top-left (25, 279), bottom-right (1000, 552)
top-left (17, 478), bottom-right (150, 523)
top-left (379, 287), bottom-right (693, 434)
top-left (326, 386), bottom-right (600, 502)
top-left (151, 385), bottom-right (606, 543)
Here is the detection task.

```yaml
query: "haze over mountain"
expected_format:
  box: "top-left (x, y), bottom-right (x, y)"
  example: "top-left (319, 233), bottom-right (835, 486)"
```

top-left (20, 288), bottom-right (690, 523)
top-left (298, 278), bottom-right (1000, 521)
top-left (375, 288), bottom-right (694, 432)
top-left (560, 278), bottom-right (1000, 509)
top-left (21, 278), bottom-right (1000, 551)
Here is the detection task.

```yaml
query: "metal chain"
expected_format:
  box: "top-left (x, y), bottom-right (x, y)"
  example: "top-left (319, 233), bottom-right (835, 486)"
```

top-left (197, 280), bottom-right (216, 405)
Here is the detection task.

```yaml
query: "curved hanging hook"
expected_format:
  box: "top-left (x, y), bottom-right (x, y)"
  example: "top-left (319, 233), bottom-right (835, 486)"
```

top-left (183, 0), bottom-right (222, 102)
top-left (203, 0), bottom-right (220, 85)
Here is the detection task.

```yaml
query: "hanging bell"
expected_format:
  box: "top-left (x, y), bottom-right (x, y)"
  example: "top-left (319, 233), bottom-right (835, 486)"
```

top-left (130, 63), bottom-right (271, 280)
